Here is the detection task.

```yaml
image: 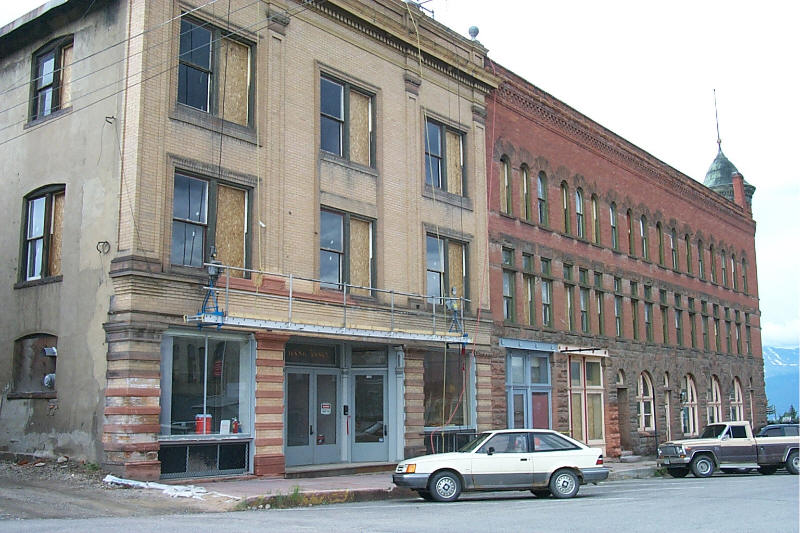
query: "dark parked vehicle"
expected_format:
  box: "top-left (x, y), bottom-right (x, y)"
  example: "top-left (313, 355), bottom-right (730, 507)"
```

top-left (756, 424), bottom-right (799, 438)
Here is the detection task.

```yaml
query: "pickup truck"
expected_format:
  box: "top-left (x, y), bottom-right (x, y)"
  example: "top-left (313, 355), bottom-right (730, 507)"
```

top-left (657, 420), bottom-right (799, 478)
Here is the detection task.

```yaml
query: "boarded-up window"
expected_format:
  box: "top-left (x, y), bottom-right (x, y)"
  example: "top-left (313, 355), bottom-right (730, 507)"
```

top-left (218, 38), bottom-right (249, 126)
top-left (349, 217), bottom-right (372, 296)
top-left (12, 334), bottom-right (57, 395)
top-left (349, 90), bottom-right (371, 166)
top-left (48, 191), bottom-right (64, 276)
top-left (214, 184), bottom-right (246, 278)
top-left (59, 43), bottom-right (73, 108)
top-left (446, 131), bottom-right (463, 195)
top-left (447, 241), bottom-right (464, 301)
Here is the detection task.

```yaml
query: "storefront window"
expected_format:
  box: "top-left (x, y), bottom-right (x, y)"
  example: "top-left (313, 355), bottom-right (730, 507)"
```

top-left (424, 350), bottom-right (468, 427)
top-left (568, 356), bottom-right (605, 444)
top-left (160, 333), bottom-right (253, 438)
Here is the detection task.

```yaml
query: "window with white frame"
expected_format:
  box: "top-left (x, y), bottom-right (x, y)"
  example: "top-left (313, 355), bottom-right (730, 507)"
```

top-left (575, 188), bottom-right (585, 238)
top-left (707, 376), bottom-right (722, 424)
top-left (681, 374), bottom-right (698, 436)
top-left (637, 372), bottom-right (655, 431)
top-left (21, 185), bottom-right (65, 282)
top-left (537, 172), bottom-right (548, 225)
top-left (569, 357), bottom-right (604, 443)
top-left (425, 118), bottom-right (465, 195)
top-left (664, 373), bottom-right (672, 441)
top-left (320, 75), bottom-right (374, 166)
top-left (729, 378), bottom-right (744, 421)
top-left (426, 234), bottom-right (466, 306)
top-left (610, 203), bottom-right (619, 249)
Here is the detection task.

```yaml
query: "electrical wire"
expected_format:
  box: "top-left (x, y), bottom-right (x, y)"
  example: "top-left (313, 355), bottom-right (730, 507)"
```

top-left (0, 1), bottom-right (320, 147)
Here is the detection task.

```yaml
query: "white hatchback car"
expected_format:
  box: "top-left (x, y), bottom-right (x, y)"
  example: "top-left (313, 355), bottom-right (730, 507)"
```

top-left (393, 429), bottom-right (608, 502)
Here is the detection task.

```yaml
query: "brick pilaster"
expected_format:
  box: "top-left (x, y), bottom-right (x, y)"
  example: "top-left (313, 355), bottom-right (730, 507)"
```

top-left (253, 332), bottom-right (289, 476)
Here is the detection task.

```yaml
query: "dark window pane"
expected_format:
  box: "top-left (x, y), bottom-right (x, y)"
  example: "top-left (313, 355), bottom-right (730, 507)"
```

top-left (320, 78), bottom-right (343, 119)
top-left (425, 154), bottom-right (441, 187)
top-left (320, 210), bottom-right (343, 250)
top-left (37, 51), bottom-right (55, 88)
top-left (172, 221), bottom-right (205, 267)
top-left (178, 64), bottom-right (209, 111)
top-left (187, 444), bottom-right (217, 473)
top-left (320, 115), bottom-right (342, 155)
top-left (320, 250), bottom-right (341, 284)
top-left (219, 443), bottom-right (247, 470)
top-left (159, 446), bottom-right (188, 475)
top-left (426, 271), bottom-right (442, 301)
top-left (426, 236), bottom-right (442, 271)
top-left (37, 88), bottom-right (53, 117)
top-left (425, 122), bottom-right (441, 157)
top-left (179, 19), bottom-right (211, 68)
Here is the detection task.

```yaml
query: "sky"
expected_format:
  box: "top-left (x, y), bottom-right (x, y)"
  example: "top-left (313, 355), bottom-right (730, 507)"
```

top-left (2, 0), bottom-right (798, 347)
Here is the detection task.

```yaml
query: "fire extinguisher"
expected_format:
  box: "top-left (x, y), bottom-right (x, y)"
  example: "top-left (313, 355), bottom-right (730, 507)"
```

top-left (231, 417), bottom-right (240, 433)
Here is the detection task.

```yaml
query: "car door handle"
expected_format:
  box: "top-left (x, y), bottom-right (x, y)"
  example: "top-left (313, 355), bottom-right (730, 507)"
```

top-left (310, 424), bottom-right (314, 435)
top-left (520, 458), bottom-right (528, 461)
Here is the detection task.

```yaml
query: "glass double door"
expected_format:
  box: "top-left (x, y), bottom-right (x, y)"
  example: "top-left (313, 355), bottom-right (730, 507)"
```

top-left (286, 369), bottom-right (388, 466)
top-left (286, 370), bottom-right (339, 466)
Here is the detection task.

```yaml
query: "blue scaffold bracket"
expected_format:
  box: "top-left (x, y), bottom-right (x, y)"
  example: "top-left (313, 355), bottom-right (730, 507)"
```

top-left (198, 279), bottom-right (224, 330)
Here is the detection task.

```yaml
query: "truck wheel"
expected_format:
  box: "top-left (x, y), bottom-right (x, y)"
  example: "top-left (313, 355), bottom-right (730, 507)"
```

top-left (549, 469), bottom-right (580, 499)
top-left (786, 451), bottom-right (799, 475)
top-left (428, 470), bottom-right (461, 502)
top-left (666, 467), bottom-right (690, 478)
top-left (758, 465), bottom-right (777, 475)
top-left (690, 455), bottom-right (715, 478)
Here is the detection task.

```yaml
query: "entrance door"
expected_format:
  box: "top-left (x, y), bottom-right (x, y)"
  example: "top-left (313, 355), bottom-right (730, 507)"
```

top-left (285, 370), bottom-right (339, 466)
top-left (351, 372), bottom-right (388, 462)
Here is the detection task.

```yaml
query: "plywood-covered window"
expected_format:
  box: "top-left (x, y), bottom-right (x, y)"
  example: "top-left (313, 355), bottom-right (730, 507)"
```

top-left (21, 185), bottom-right (65, 282)
top-left (30, 38), bottom-right (73, 120)
top-left (426, 234), bottom-right (467, 307)
top-left (320, 75), bottom-right (373, 167)
top-left (171, 171), bottom-right (250, 276)
top-left (425, 118), bottom-right (464, 196)
top-left (178, 17), bottom-right (252, 126)
top-left (319, 209), bottom-right (374, 295)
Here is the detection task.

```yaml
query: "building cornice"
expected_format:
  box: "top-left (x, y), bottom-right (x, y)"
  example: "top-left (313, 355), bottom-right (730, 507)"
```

top-left (490, 61), bottom-right (755, 233)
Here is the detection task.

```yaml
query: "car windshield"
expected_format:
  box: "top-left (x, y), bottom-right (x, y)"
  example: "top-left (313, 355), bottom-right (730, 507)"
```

top-left (459, 432), bottom-right (490, 452)
top-left (699, 424), bottom-right (727, 439)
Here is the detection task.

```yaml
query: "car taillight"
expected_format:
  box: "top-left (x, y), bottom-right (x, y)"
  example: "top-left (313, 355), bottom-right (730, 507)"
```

top-left (596, 454), bottom-right (604, 465)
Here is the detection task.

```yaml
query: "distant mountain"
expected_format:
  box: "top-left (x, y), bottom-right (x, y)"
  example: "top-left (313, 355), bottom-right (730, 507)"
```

top-left (763, 345), bottom-right (799, 416)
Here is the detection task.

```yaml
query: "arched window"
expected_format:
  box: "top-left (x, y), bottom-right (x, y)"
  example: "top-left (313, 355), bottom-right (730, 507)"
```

top-left (12, 334), bottom-right (58, 396)
top-left (729, 378), bottom-right (744, 421)
top-left (656, 223), bottom-right (664, 265)
top-left (707, 376), bottom-right (722, 423)
top-left (710, 244), bottom-right (718, 283)
top-left (561, 182), bottom-right (570, 234)
top-left (627, 210), bottom-right (634, 255)
top-left (500, 157), bottom-right (512, 215)
top-left (697, 240), bottom-right (705, 279)
top-left (637, 372), bottom-right (655, 431)
top-left (670, 229), bottom-right (678, 269)
top-left (609, 203), bottom-right (618, 249)
top-left (537, 172), bottom-right (548, 226)
top-left (575, 188), bottom-right (585, 238)
top-left (731, 254), bottom-right (738, 290)
top-left (685, 235), bottom-right (692, 274)
top-left (640, 216), bottom-right (649, 260)
top-left (721, 250), bottom-right (728, 287)
top-left (741, 257), bottom-right (748, 294)
top-left (21, 185), bottom-right (65, 281)
top-left (521, 165), bottom-right (531, 221)
top-left (681, 375), bottom-right (698, 436)
top-left (664, 373), bottom-right (672, 441)
top-left (591, 195), bottom-right (600, 244)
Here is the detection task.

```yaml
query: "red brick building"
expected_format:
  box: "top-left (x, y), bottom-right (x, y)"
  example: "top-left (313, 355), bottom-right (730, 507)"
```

top-left (485, 61), bottom-right (764, 457)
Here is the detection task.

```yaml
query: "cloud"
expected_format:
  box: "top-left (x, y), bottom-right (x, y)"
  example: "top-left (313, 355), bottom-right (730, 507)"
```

top-left (761, 318), bottom-right (800, 348)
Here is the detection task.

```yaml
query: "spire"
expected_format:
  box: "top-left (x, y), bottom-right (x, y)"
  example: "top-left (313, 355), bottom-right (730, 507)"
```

top-left (714, 89), bottom-right (721, 151)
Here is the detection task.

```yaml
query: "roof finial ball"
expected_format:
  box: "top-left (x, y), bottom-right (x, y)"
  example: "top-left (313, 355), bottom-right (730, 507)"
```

top-left (468, 26), bottom-right (479, 40)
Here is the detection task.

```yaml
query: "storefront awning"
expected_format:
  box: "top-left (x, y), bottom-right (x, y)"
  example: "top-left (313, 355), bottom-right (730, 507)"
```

top-left (499, 338), bottom-right (558, 352)
top-left (558, 345), bottom-right (609, 357)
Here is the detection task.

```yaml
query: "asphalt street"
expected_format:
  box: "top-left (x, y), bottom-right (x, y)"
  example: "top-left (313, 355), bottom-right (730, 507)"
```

top-left (1, 472), bottom-right (797, 533)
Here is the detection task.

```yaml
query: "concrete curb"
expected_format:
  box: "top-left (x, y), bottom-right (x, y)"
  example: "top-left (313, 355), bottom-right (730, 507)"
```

top-left (607, 465), bottom-right (658, 481)
top-left (237, 486), bottom-right (416, 510)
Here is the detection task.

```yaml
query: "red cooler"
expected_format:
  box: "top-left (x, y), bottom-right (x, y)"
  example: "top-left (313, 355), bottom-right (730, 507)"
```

top-left (195, 414), bottom-right (212, 434)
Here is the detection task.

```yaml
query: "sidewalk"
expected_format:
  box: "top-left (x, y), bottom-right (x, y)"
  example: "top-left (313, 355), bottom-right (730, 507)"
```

top-left (195, 458), bottom-right (658, 510)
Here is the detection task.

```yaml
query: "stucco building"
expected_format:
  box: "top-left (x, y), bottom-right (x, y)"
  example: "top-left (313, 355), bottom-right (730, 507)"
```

top-left (485, 61), bottom-right (765, 457)
top-left (0, 0), bottom-right (498, 480)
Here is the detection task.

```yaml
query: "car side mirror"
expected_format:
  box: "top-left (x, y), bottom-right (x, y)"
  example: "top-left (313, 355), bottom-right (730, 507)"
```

top-left (487, 447), bottom-right (495, 456)
top-left (721, 434), bottom-right (729, 441)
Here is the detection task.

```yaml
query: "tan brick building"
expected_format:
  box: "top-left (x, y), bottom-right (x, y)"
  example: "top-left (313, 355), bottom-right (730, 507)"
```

top-left (0, 0), bottom-right (497, 480)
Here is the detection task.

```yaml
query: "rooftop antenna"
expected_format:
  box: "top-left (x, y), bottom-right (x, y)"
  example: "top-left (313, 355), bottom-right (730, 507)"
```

top-left (714, 89), bottom-right (722, 151)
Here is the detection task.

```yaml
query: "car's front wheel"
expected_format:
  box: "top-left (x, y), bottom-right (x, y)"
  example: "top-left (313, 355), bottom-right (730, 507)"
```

top-left (549, 469), bottom-right (580, 499)
top-left (428, 471), bottom-right (462, 502)
top-left (786, 451), bottom-right (799, 475)
top-left (666, 467), bottom-right (690, 478)
top-left (690, 455), bottom-right (715, 478)
top-left (415, 490), bottom-right (435, 501)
